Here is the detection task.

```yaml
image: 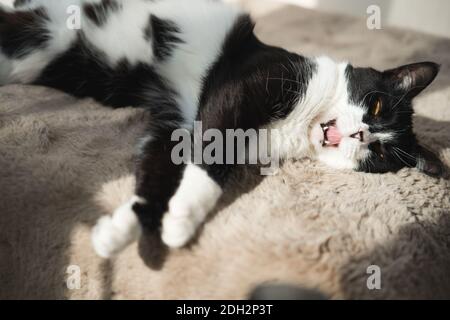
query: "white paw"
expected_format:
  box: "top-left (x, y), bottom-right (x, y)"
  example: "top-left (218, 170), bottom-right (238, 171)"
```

top-left (160, 164), bottom-right (223, 249)
top-left (92, 216), bottom-right (126, 258)
top-left (161, 212), bottom-right (198, 248)
top-left (91, 196), bottom-right (143, 258)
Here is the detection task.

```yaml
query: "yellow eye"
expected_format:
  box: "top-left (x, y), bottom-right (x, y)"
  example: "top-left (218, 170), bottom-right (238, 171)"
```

top-left (373, 98), bottom-right (382, 116)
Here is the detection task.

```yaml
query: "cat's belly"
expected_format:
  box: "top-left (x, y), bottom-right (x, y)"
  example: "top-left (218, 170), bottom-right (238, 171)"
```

top-left (149, 0), bottom-right (243, 126)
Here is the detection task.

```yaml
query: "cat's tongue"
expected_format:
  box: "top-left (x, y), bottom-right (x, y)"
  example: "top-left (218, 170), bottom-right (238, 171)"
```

top-left (327, 126), bottom-right (342, 146)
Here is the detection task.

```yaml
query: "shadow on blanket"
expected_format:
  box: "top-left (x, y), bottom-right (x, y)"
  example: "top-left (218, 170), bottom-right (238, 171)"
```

top-left (340, 213), bottom-right (450, 299)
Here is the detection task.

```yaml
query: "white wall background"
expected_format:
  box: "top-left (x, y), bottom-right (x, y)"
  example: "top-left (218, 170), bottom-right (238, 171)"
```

top-left (281, 0), bottom-right (450, 38)
top-left (1, 0), bottom-right (449, 38)
top-left (0, 0), bottom-right (13, 7)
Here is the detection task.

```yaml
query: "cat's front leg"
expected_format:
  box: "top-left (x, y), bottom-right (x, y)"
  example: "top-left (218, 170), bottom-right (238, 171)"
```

top-left (92, 134), bottom-right (186, 258)
top-left (161, 163), bottom-right (222, 248)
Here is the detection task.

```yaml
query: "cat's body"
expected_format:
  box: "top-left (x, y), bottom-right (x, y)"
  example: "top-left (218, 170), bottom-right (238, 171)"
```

top-left (1, 0), bottom-right (443, 257)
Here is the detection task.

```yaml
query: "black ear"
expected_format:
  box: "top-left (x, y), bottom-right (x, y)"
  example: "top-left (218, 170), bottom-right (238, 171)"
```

top-left (415, 145), bottom-right (445, 177)
top-left (383, 62), bottom-right (440, 99)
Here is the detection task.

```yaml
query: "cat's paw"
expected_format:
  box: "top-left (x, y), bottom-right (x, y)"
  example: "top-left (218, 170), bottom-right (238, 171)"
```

top-left (161, 164), bottom-right (223, 248)
top-left (91, 197), bottom-right (142, 258)
top-left (92, 216), bottom-right (125, 258)
top-left (161, 210), bottom-right (198, 248)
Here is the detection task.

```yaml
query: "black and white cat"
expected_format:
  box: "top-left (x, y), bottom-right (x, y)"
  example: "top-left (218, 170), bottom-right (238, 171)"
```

top-left (1, 0), bottom-right (444, 258)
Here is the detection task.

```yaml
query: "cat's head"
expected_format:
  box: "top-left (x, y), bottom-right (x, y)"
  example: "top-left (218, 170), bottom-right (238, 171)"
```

top-left (309, 60), bottom-right (444, 177)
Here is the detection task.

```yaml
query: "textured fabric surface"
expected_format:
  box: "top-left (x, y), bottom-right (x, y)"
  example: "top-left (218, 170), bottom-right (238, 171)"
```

top-left (0, 4), bottom-right (449, 299)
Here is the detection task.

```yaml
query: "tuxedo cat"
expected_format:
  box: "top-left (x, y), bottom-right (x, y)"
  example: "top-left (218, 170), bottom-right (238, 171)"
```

top-left (1, 0), bottom-right (443, 258)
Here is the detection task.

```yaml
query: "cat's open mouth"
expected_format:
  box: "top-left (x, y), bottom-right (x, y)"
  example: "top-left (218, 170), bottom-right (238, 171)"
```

top-left (321, 120), bottom-right (342, 147)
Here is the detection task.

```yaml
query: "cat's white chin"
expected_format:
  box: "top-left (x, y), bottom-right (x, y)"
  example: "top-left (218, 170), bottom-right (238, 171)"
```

top-left (310, 120), bottom-right (366, 171)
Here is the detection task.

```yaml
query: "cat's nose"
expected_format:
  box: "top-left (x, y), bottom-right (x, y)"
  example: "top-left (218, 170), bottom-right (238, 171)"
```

top-left (350, 131), bottom-right (364, 142)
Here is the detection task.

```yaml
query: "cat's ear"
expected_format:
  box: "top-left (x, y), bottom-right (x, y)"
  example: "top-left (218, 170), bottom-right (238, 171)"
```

top-left (383, 62), bottom-right (440, 99)
top-left (414, 145), bottom-right (445, 177)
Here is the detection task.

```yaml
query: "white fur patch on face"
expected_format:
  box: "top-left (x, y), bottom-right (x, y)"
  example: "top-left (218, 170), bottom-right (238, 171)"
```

top-left (270, 57), bottom-right (339, 160)
top-left (162, 164), bottom-right (222, 248)
top-left (92, 195), bottom-right (144, 258)
top-left (272, 56), bottom-right (359, 166)
top-left (372, 131), bottom-right (396, 143)
top-left (314, 110), bottom-right (369, 170)
top-left (303, 58), bottom-right (372, 170)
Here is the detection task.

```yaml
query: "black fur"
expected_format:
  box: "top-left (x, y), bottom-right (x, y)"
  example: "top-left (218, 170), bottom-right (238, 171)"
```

top-left (34, 34), bottom-right (175, 110)
top-left (345, 63), bottom-right (443, 176)
top-left (196, 15), bottom-right (315, 186)
top-left (0, 8), bottom-right (50, 58)
top-left (83, 0), bottom-right (121, 27)
top-left (148, 15), bottom-right (183, 61)
top-left (133, 138), bottom-right (186, 231)
top-left (13, 0), bottom-right (32, 8)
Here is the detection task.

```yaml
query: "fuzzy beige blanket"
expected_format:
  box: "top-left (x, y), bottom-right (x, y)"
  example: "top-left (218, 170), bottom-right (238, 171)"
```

top-left (0, 5), bottom-right (449, 300)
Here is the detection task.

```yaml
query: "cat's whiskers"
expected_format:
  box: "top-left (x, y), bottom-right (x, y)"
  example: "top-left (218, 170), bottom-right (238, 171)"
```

top-left (393, 146), bottom-right (416, 161)
top-left (392, 149), bottom-right (414, 168)
top-left (266, 77), bottom-right (303, 85)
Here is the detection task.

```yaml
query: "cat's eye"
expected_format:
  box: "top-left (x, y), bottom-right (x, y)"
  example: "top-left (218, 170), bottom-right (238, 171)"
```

top-left (372, 98), bottom-right (382, 117)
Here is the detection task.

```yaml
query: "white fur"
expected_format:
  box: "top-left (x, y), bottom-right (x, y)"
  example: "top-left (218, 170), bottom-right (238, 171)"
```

top-left (271, 56), bottom-right (349, 160)
top-left (150, 0), bottom-right (242, 127)
top-left (92, 195), bottom-right (144, 258)
top-left (373, 131), bottom-right (396, 143)
top-left (162, 164), bottom-right (223, 248)
top-left (82, 0), bottom-right (155, 67)
top-left (307, 58), bottom-right (372, 170)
